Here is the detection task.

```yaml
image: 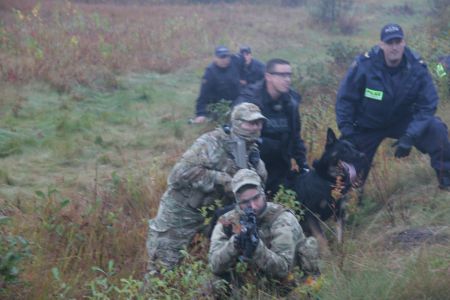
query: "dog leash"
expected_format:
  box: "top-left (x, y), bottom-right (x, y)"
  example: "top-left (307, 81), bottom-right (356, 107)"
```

top-left (301, 204), bottom-right (338, 237)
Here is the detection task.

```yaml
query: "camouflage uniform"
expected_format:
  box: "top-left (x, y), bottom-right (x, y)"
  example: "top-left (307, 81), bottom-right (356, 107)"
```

top-left (146, 103), bottom-right (267, 272)
top-left (208, 169), bottom-right (320, 287)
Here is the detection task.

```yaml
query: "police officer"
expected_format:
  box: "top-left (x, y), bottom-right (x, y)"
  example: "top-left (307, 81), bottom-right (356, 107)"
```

top-left (192, 46), bottom-right (242, 124)
top-left (146, 103), bottom-right (267, 275)
top-left (208, 168), bottom-right (320, 294)
top-left (234, 58), bottom-right (309, 195)
top-left (336, 23), bottom-right (450, 190)
top-left (238, 45), bottom-right (265, 86)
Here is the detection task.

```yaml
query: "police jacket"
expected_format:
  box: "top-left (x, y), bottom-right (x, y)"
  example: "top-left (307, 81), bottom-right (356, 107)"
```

top-left (195, 57), bottom-right (241, 117)
top-left (234, 81), bottom-right (307, 168)
top-left (241, 58), bottom-right (265, 85)
top-left (336, 46), bottom-right (439, 139)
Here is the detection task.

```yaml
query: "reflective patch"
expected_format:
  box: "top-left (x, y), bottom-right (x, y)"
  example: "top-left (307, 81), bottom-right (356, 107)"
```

top-left (364, 88), bottom-right (383, 101)
top-left (436, 63), bottom-right (447, 78)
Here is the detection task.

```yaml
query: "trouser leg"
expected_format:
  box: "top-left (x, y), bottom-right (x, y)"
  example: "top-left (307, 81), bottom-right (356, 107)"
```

top-left (350, 129), bottom-right (386, 183)
top-left (413, 117), bottom-right (450, 188)
top-left (413, 117), bottom-right (450, 172)
top-left (146, 222), bottom-right (203, 273)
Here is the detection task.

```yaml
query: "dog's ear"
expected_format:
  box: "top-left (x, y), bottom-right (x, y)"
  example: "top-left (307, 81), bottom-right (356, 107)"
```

top-left (326, 128), bottom-right (337, 148)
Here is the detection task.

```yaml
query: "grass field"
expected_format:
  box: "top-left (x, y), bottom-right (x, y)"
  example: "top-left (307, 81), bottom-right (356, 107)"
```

top-left (1, 0), bottom-right (449, 299)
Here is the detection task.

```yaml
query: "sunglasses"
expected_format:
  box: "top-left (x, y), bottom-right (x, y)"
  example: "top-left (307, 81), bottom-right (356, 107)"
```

top-left (269, 72), bottom-right (293, 79)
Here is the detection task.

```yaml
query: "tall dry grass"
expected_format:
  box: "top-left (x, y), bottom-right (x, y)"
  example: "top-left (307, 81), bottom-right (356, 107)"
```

top-left (0, 0), bottom-right (313, 92)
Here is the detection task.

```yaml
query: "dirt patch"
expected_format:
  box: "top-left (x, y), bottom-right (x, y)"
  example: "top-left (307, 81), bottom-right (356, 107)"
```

top-left (386, 226), bottom-right (450, 249)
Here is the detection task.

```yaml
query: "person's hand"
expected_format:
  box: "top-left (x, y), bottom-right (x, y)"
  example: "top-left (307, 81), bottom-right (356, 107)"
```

top-left (234, 232), bottom-right (259, 259)
top-left (248, 148), bottom-right (260, 168)
top-left (233, 234), bottom-right (246, 252)
top-left (392, 135), bottom-right (413, 158)
top-left (300, 163), bottom-right (310, 175)
top-left (243, 229), bottom-right (259, 258)
top-left (192, 116), bottom-right (207, 124)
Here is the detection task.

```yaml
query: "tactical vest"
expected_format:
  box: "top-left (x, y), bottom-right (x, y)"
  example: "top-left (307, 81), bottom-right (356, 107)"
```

top-left (219, 203), bottom-right (291, 247)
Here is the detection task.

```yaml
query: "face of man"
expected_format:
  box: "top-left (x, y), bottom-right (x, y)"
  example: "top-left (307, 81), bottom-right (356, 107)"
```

top-left (380, 38), bottom-right (406, 67)
top-left (243, 52), bottom-right (252, 65)
top-left (265, 63), bottom-right (292, 99)
top-left (237, 187), bottom-right (266, 215)
top-left (215, 55), bottom-right (231, 68)
top-left (239, 119), bottom-right (263, 136)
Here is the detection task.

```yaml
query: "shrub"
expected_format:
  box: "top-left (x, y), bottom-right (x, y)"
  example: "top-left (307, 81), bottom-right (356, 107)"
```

top-left (307, 0), bottom-right (354, 31)
top-left (0, 216), bottom-right (31, 288)
top-left (326, 41), bottom-right (361, 68)
top-left (207, 99), bottom-right (232, 125)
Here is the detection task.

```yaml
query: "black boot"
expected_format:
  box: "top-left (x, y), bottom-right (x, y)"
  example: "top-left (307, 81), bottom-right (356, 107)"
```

top-left (436, 170), bottom-right (450, 191)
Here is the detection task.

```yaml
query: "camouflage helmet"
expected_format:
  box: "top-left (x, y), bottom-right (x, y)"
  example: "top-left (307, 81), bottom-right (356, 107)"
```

top-left (231, 168), bottom-right (262, 194)
top-left (231, 103), bottom-right (267, 123)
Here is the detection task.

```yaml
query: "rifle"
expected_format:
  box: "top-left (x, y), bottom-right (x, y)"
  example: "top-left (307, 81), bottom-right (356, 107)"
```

top-left (237, 207), bottom-right (259, 261)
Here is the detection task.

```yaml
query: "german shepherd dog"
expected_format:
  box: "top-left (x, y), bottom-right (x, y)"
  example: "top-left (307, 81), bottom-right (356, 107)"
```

top-left (294, 128), bottom-right (364, 249)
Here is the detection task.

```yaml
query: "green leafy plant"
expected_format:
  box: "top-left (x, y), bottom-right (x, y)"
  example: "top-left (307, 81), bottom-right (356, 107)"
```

top-left (207, 99), bottom-right (232, 125)
top-left (273, 186), bottom-right (304, 221)
top-left (0, 216), bottom-right (31, 287)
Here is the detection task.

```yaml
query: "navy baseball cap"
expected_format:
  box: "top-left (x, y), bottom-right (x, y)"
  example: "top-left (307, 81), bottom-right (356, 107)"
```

top-left (215, 46), bottom-right (231, 58)
top-left (380, 23), bottom-right (404, 42)
top-left (239, 46), bottom-right (252, 54)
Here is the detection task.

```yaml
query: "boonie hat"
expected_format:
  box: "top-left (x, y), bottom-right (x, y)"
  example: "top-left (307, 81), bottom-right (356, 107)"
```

top-left (380, 23), bottom-right (404, 42)
top-left (231, 169), bottom-right (261, 194)
top-left (215, 45), bottom-right (231, 58)
top-left (231, 103), bottom-right (267, 122)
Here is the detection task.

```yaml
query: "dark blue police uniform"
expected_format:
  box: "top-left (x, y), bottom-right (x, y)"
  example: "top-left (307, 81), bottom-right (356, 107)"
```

top-left (235, 81), bottom-right (307, 194)
top-left (240, 58), bottom-right (265, 85)
top-left (195, 56), bottom-right (241, 117)
top-left (336, 45), bottom-right (450, 187)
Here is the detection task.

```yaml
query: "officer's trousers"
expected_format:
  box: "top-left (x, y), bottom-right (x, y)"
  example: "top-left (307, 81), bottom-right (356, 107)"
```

top-left (351, 116), bottom-right (450, 183)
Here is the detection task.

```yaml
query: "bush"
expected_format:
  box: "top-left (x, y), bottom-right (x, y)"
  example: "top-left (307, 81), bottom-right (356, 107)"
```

top-left (0, 216), bottom-right (31, 287)
top-left (307, 0), bottom-right (354, 30)
top-left (326, 41), bottom-right (361, 68)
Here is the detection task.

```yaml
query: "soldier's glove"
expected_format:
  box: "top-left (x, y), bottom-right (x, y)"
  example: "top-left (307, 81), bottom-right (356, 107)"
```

top-left (234, 231), bottom-right (259, 261)
top-left (233, 233), bottom-right (246, 252)
top-left (215, 172), bottom-right (233, 194)
top-left (242, 228), bottom-right (259, 260)
top-left (248, 148), bottom-right (260, 169)
top-left (392, 135), bottom-right (413, 158)
top-left (235, 208), bottom-right (260, 260)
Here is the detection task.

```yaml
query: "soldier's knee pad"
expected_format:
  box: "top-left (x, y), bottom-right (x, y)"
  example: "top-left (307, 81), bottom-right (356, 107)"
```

top-left (296, 237), bottom-right (320, 275)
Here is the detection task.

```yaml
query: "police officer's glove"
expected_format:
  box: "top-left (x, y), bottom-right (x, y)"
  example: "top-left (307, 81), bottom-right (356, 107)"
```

top-left (300, 162), bottom-right (311, 175)
top-left (339, 125), bottom-right (358, 146)
top-left (248, 148), bottom-right (260, 169)
top-left (340, 124), bottom-right (355, 139)
top-left (393, 135), bottom-right (414, 158)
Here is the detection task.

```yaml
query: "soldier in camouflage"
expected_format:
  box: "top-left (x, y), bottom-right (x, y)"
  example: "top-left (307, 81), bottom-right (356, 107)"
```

top-left (146, 103), bottom-right (268, 274)
top-left (208, 169), bottom-right (320, 293)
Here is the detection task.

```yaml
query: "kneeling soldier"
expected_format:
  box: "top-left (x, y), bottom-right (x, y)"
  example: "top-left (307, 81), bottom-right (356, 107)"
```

top-left (208, 168), bottom-right (320, 295)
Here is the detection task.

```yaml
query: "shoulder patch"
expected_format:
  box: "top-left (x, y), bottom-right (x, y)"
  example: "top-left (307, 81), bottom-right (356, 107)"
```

top-left (364, 51), bottom-right (370, 58)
